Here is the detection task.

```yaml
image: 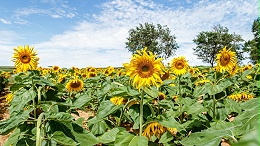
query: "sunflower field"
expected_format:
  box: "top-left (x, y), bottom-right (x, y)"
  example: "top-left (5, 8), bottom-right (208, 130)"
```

top-left (0, 45), bottom-right (259, 146)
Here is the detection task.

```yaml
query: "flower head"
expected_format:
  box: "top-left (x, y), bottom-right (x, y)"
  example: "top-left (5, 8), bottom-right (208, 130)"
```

top-left (142, 122), bottom-right (177, 140)
top-left (12, 45), bottom-right (39, 72)
top-left (216, 46), bottom-right (237, 73)
top-left (110, 96), bottom-right (127, 105)
top-left (170, 56), bottom-right (189, 76)
top-left (5, 93), bottom-right (14, 103)
top-left (66, 77), bottom-right (84, 92)
top-left (124, 48), bottom-right (164, 90)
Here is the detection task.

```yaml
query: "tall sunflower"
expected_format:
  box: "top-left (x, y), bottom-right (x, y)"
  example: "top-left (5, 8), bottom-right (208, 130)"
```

top-left (170, 56), bottom-right (189, 76)
top-left (216, 46), bottom-right (237, 73)
top-left (66, 77), bottom-right (84, 92)
top-left (12, 45), bottom-right (39, 72)
top-left (124, 48), bottom-right (164, 90)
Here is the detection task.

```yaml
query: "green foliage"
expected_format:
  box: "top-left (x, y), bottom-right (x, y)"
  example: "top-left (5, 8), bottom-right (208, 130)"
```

top-left (1, 64), bottom-right (259, 146)
top-left (125, 22), bottom-right (178, 59)
top-left (193, 24), bottom-right (244, 66)
top-left (243, 17), bottom-right (259, 64)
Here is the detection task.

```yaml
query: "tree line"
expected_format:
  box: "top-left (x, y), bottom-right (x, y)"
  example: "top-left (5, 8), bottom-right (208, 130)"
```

top-left (125, 18), bottom-right (259, 66)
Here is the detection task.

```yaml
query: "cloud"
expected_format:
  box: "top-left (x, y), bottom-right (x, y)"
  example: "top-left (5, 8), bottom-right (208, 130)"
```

top-left (0, 18), bottom-right (11, 24)
top-left (1, 0), bottom-right (258, 67)
top-left (0, 30), bottom-right (25, 66)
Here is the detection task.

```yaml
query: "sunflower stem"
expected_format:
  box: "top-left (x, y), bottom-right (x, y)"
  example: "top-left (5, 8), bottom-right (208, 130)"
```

top-left (32, 78), bottom-right (37, 123)
top-left (178, 76), bottom-right (183, 124)
top-left (212, 71), bottom-right (217, 120)
top-left (212, 95), bottom-right (216, 120)
top-left (139, 88), bottom-right (144, 136)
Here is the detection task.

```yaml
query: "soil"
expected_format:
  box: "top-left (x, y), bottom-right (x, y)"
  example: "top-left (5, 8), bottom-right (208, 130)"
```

top-left (0, 88), bottom-right (10, 145)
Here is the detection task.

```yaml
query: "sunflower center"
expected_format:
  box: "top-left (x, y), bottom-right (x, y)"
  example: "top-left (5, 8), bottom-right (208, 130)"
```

top-left (138, 62), bottom-right (154, 78)
top-left (175, 61), bottom-right (184, 69)
top-left (142, 65), bottom-right (149, 72)
top-left (20, 54), bottom-right (31, 63)
top-left (220, 53), bottom-right (230, 66)
top-left (70, 81), bottom-right (81, 88)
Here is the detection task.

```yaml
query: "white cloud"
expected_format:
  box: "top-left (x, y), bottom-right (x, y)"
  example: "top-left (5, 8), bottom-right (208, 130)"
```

top-left (0, 18), bottom-right (11, 24)
top-left (1, 0), bottom-right (259, 67)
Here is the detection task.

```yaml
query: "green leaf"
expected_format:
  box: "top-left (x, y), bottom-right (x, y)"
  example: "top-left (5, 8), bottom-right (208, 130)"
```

top-left (51, 131), bottom-right (78, 146)
top-left (253, 80), bottom-right (259, 87)
top-left (158, 111), bottom-right (185, 132)
top-left (193, 83), bottom-right (210, 98)
top-left (96, 100), bottom-right (123, 119)
top-left (208, 84), bottom-right (223, 95)
top-left (114, 130), bottom-right (148, 146)
top-left (45, 112), bottom-right (74, 122)
top-left (185, 101), bottom-right (205, 115)
top-left (232, 125), bottom-right (259, 146)
top-left (3, 128), bottom-right (20, 146)
top-left (239, 98), bottom-right (259, 111)
top-left (0, 108), bottom-right (33, 135)
top-left (98, 127), bottom-right (121, 144)
top-left (158, 131), bottom-right (173, 144)
top-left (90, 119), bottom-right (109, 135)
top-left (144, 87), bottom-right (159, 98)
top-left (181, 130), bottom-right (233, 146)
top-left (71, 93), bottom-right (93, 109)
top-left (10, 83), bottom-right (26, 92)
top-left (9, 88), bottom-right (36, 115)
top-left (224, 98), bottom-right (241, 114)
top-left (72, 122), bottom-right (99, 146)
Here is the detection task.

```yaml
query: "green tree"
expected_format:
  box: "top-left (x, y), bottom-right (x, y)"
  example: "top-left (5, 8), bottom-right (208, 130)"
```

top-left (125, 22), bottom-right (178, 59)
top-left (243, 18), bottom-right (259, 64)
top-left (193, 24), bottom-right (244, 67)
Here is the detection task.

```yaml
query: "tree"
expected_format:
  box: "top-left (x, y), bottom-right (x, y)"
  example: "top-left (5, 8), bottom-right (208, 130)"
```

top-left (193, 24), bottom-right (244, 67)
top-left (125, 22), bottom-right (178, 59)
top-left (243, 18), bottom-right (259, 64)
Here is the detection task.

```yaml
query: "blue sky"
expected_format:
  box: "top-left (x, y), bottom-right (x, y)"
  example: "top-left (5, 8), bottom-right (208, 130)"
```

top-left (0, 0), bottom-right (259, 68)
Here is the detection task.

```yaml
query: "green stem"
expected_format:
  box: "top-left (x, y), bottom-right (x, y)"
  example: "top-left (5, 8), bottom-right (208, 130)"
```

top-left (212, 95), bottom-right (216, 120)
top-left (32, 78), bottom-right (37, 121)
top-left (178, 76), bottom-right (183, 124)
top-left (36, 113), bottom-right (44, 146)
top-left (139, 88), bottom-right (144, 136)
top-left (118, 98), bottom-right (140, 126)
top-left (118, 108), bottom-right (123, 126)
top-left (37, 87), bottom-right (42, 104)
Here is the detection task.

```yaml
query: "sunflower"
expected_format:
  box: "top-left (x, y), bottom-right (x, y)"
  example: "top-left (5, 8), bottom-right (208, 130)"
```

top-left (110, 96), bottom-right (127, 105)
top-left (170, 56), bottom-right (189, 76)
top-left (142, 122), bottom-right (166, 139)
top-left (227, 92), bottom-right (254, 102)
top-left (66, 78), bottom-right (84, 92)
top-left (216, 46), bottom-right (237, 73)
top-left (52, 65), bottom-right (60, 72)
top-left (58, 74), bottom-right (66, 83)
top-left (158, 92), bottom-right (166, 100)
top-left (229, 64), bottom-right (238, 76)
top-left (12, 45), bottom-right (39, 72)
top-left (195, 79), bottom-right (212, 86)
top-left (124, 48), bottom-right (164, 90)
top-left (142, 122), bottom-right (177, 140)
top-left (5, 93), bottom-right (14, 103)
top-left (172, 95), bottom-right (178, 101)
top-left (88, 72), bottom-right (97, 78)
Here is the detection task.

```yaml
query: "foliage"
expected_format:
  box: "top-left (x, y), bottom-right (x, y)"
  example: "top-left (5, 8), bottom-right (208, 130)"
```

top-left (0, 55), bottom-right (259, 145)
top-left (193, 24), bottom-right (244, 66)
top-left (0, 71), bottom-right (10, 92)
top-left (125, 22), bottom-right (178, 59)
top-left (243, 17), bottom-right (259, 64)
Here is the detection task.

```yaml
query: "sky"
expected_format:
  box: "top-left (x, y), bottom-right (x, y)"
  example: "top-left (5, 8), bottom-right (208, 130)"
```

top-left (0, 0), bottom-right (259, 68)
